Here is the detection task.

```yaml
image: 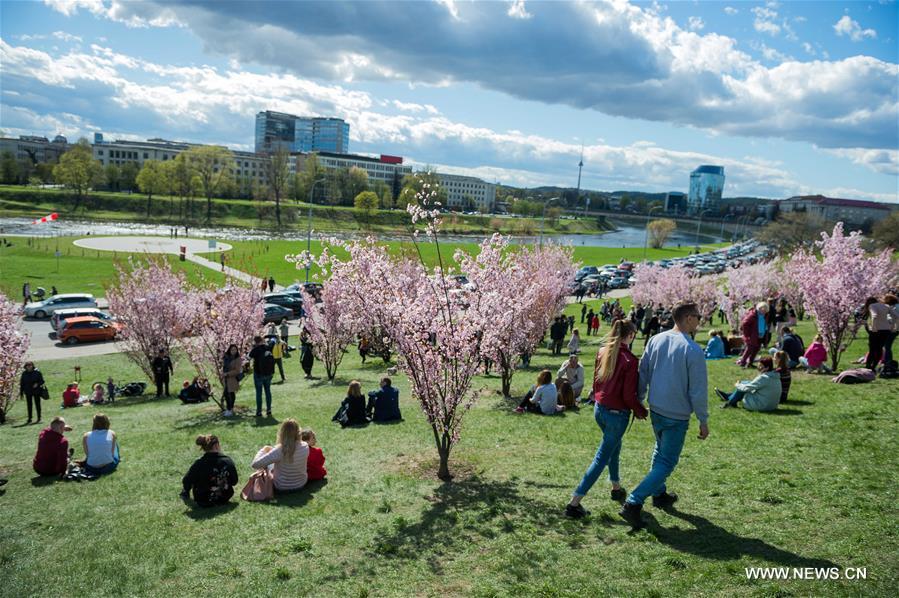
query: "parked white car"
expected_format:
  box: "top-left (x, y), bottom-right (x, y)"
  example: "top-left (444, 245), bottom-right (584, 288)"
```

top-left (24, 294), bottom-right (97, 319)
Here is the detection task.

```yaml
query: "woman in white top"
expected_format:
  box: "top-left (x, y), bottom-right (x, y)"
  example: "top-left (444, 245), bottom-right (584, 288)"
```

top-left (515, 370), bottom-right (560, 415)
top-left (567, 330), bottom-right (581, 355)
top-left (251, 418), bottom-right (309, 492)
top-left (864, 296), bottom-right (894, 371)
top-left (82, 413), bottom-right (119, 475)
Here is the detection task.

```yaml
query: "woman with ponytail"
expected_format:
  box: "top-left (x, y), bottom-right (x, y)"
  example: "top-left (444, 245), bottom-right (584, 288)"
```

top-left (181, 434), bottom-right (238, 507)
top-left (565, 319), bottom-right (647, 519)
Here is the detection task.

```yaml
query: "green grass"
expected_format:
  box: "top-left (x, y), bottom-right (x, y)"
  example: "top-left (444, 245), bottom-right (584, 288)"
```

top-left (0, 236), bottom-right (224, 298)
top-left (1, 303), bottom-right (896, 596)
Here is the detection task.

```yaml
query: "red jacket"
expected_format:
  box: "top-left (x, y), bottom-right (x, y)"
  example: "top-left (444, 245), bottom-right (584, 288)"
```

top-left (63, 388), bottom-right (80, 408)
top-left (33, 428), bottom-right (68, 476)
top-left (306, 446), bottom-right (327, 481)
top-left (593, 344), bottom-right (647, 417)
top-left (740, 309), bottom-right (759, 342)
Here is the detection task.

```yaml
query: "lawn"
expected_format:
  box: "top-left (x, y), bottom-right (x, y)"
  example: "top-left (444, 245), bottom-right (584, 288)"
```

top-left (0, 236), bottom-right (224, 298)
top-left (1, 302), bottom-right (896, 596)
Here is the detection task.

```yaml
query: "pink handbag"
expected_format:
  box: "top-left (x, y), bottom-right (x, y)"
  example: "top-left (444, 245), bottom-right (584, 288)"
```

top-left (241, 469), bottom-right (273, 501)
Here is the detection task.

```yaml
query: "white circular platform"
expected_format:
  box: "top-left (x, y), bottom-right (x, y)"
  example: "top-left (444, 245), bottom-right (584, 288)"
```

top-left (73, 236), bottom-right (232, 254)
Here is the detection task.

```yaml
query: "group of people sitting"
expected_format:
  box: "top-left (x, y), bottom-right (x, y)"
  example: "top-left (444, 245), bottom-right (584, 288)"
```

top-left (514, 353), bottom-right (586, 414)
top-left (32, 414), bottom-right (120, 479)
top-left (181, 419), bottom-right (327, 507)
top-left (331, 378), bottom-right (402, 427)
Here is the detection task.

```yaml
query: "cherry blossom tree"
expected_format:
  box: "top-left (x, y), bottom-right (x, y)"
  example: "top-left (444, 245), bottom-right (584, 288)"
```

top-left (716, 262), bottom-right (780, 328)
top-left (630, 264), bottom-right (720, 318)
top-left (0, 293), bottom-right (30, 424)
top-left (299, 281), bottom-right (358, 382)
top-left (106, 257), bottom-right (195, 381)
top-left (789, 223), bottom-right (899, 370)
top-left (179, 283), bottom-right (264, 410)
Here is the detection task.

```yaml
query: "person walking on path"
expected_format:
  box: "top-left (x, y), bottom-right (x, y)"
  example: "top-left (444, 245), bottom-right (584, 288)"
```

top-left (268, 276), bottom-right (276, 293)
top-left (23, 282), bottom-right (31, 307)
top-left (566, 320), bottom-right (647, 518)
top-left (737, 302), bottom-right (769, 368)
top-left (220, 252), bottom-right (226, 272)
top-left (248, 335), bottom-right (276, 417)
top-left (20, 361), bottom-right (45, 424)
top-left (260, 278), bottom-right (268, 293)
top-left (152, 348), bottom-right (174, 397)
top-left (620, 302), bottom-right (709, 529)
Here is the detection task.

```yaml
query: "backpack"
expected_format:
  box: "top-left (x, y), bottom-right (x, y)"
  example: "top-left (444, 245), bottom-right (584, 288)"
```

top-left (831, 369), bottom-right (876, 384)
top-left (119, 382), bottom-right (147, 397)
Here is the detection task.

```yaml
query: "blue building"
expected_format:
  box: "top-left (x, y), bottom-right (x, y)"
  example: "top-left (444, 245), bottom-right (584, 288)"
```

top-left (254, 111), bottom-right (350, 154)
top-left (688, 165), bottom-right (725, 212)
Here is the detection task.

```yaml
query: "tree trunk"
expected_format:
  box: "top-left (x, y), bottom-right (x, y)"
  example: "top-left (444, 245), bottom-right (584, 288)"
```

top-left (146, 193), bottom-right (153, 217)
top-left (501, 367), bottom-right (512, 397)
top-left (437, 444), bottom-right (451, 480)
top-left (275, 192), bottom-right (282, 227)
top-left (0, 407), bottom-right (6, 425)
top-left (206, 194), bottom-right (213, 223)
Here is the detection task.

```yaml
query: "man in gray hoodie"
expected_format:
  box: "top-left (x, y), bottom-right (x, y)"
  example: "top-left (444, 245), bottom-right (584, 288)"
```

top-left (620, 302), bottom-right (710, 529)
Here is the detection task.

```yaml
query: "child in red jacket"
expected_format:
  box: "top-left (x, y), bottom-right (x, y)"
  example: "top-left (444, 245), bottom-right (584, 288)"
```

top-left (301, 429), bottom-right (327, 481)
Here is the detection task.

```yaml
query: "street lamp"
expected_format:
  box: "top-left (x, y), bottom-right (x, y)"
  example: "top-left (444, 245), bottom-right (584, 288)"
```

top-left (642, 205), bottom-right (664, 260)
top-left (719, 213), bottom-right (734, 241)
top-left (694, 209), bottom-right (712, 251)
top-left (306, 178), bottom-right (326, 283)
top-left (539, 197), bottom-right (559, 248)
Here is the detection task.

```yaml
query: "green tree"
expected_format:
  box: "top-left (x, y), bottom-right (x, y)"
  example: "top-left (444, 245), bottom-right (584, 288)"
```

top-left (104, 163), bottom-right (120, 192)
top-left (871, 211), bottom-right (899, 250)
top-left (617, 195), bottom-right (632, 211)
top-left (647, 218), bottom-right (677, 248)
top-left (166, 154), bottom-right (194, 219)
top-left (52, 139), bottom-right (104, 210)
top-left (297, 153), bottom-right (325, 202)
top-left (398, 170), bottom-right (447, 208)
top-left (263, 147), bottom-right (291, 227)
top-left (757, 211), bottom-right (833, 254)
top-left (348, 166), bottom-right (369, 202)
top-left (354, 190), bottom-right (379, 218)
top-left (183, 145), bottom-right (234, 223)
top-left (119, 162), bottom-right (139, 193)
top-left (136, 160), bottom-right (169, 217)
top-left (0, 151), bottom-right (21, 184)
top-left (34, 162), bottom-right (55, 184)
top-left (373, 180), bottom-right (393, 209)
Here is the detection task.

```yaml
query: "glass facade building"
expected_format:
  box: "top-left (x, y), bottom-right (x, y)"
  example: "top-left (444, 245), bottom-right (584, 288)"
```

top-left (254, 111), bottom-right (349, 154)
top-left (688, 165), bottom-right (725, 212)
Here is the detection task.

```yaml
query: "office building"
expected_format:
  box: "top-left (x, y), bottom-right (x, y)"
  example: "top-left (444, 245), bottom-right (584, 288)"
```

top-left (664, 191), bottom-right (687, 213)
top-left (312, 152), bottom-right (412, 199)
top-left (255, 111), bottom-right (350, 154)
top-left (0, 134), bottom-right (69, 165)
top-left (688, 165), bottom-right (725, 212)
top-left (436, 173), bottom-right (496, 213)
top-left (777, 195), bottom-right (896, 229)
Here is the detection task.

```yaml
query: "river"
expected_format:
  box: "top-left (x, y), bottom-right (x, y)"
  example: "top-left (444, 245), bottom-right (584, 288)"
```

top-left (0, 217), bottom-right (727, 247)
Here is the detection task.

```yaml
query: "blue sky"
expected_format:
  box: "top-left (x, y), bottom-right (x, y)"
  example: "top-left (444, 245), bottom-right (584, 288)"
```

top-left (0, 0), bottom-right (896, 202)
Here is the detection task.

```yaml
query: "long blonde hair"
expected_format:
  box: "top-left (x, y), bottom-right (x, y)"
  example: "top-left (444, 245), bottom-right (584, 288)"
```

top-left (595, 320), bottom-right (636, 383)
top-left (277, 418), bottom-right (301, 463)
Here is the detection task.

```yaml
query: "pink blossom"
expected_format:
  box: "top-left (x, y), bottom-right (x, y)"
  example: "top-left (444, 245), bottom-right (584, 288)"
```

top-left (0, 293), bottom-right (30, 424)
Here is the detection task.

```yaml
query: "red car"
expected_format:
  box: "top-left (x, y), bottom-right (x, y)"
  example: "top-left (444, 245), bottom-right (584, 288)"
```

top-left (58, 316), bottom-right (123, 345)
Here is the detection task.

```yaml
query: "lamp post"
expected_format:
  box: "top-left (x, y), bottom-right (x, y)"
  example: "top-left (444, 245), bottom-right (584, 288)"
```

top-left (694, 209), bottom-right (711, 251)
top-left (737, 215), bottom-right (751, 240)
top-left (539, 197), bottom-right (559, 248)
top-left (719, 212), bottom-right (734, 241)
top-left (306, 178), bottom-right (326, 283)
top-left (642, 205), bottom-right (664, 260)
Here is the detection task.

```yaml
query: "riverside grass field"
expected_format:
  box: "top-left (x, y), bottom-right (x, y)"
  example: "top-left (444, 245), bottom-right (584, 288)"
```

top-left (1, 297), bottom-right (897, 597)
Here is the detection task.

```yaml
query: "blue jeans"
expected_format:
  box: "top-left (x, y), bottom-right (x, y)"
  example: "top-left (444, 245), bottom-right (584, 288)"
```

top-left (627, 412), bottom-right (689, 506)
top-left (85, 447), bottom-right (120, 476)
top-left (573, 404), bottom-right (630, 497)
top-left (254, 374), bottom-right (273, 413)
top-left (726, 389), bottom-right (746, 406)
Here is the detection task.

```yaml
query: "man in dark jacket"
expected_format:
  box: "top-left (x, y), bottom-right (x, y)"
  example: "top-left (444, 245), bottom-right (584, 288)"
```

top-left (367, 377), bottom-right (402, 422)
top-left (777, 328), bottom-right (805, 368)
top-left (248, 335), bottom-right (276, 417)
top-left (151, 348), bottom-right (174, 397)
top-left (20, 361), bottom-right (45, 423)
top-left (550, 317), bottom-right (566, 355)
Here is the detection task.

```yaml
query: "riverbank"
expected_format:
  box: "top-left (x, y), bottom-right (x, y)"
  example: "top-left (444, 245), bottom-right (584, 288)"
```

top-left (0, 185), bottom-right (612, 236)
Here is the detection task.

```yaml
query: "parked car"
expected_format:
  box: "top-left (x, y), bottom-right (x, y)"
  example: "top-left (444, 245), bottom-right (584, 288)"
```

top-left (264, 293), bottom-right (304, 317)
top-left (285, 282), bottom-right (324, 301)
top-left (24, 294), bottom-right (97, 319)
top-left (608, 277), bottom-right (629, 289)
top-left (51, 308), bottom-right (113, 331)
top-left (575, 266), bottom-right (599, 281)
top-left (58, 316), bottom-right (121, 345)
top-left (262, 304), bottom-right (293, 324)
top-left (618, 262), bottom-right (635, 271)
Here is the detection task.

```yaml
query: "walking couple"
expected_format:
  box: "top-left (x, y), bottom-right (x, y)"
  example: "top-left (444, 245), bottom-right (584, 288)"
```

top-left (565, 302), bottom-right (709, 529)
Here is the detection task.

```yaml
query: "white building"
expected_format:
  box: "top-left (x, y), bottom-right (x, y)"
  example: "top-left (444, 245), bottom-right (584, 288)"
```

top-left (436, 173), bottom-right (496, 213)
top-left (777, 195), bottom-right (896, 229)
top-left (311, 151), bottom-right (412, 199)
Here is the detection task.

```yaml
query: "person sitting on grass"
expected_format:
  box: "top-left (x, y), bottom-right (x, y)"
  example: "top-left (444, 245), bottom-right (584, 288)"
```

top-left (725, 330), bottom-right (744, 357)
top-left (799, 335), bottom-right (832, 374)
top-left (716, 356), bottom-right (782, 412)
top-left (62, 382), bottom-right (82, 408)
top-left (181, 434), bottom-right (238, 507)
top-left (333, 380), bottom-right (369, 427)
top-left (769, 327), bottom-right (804, 368)
top-left (704, 329), bottom-right (727, 359)
top-left (33, 417), bottom-right (73, 477)
top-left (82, 413), bottom-right (120, 476)
top-left (301, 429), bottom-right (327, 482)
top-left (179, 377), bottom-right (211, 404)
top-left (557, 354), bottom-right (585, 400)
top-left (774, 351), bottom-right (792, 404)
top-left (251, 419), bottom-right (309, 493)
top-left (516, 370), bottom-right (561, 414)
top-left (556, 380), bottom-right (577, 410)
top-left (367, 378), bottom-right (402, 423)
top-left (90, 383), bottom-right (105, 404)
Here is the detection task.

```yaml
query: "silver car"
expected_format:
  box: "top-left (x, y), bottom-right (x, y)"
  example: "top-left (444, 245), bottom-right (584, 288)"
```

top-left (24, 294), bottom-right (98, 319)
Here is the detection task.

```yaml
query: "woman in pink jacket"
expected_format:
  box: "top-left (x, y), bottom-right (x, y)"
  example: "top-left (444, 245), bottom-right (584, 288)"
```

top-left (799, 335), bottom-right (831, 374)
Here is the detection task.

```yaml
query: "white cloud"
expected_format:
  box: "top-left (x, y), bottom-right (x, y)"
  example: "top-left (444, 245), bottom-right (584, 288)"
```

top-left (752, 6), bottom-right (781, 35)
top-left (52, 31), bottom-right (82, 43)
top-left (802, 42), bottom-right (816, 56)
top-left (687, 16), bottom-right (704, 31)
top-left (507, 0), bottom-right (531, 20)
top-left (833, 15), bottom-right (877, 41)
top-left (823, 148), bottom-right (899, 176)
top-left (392, 100), bottom-right (440, 114)
top-left (724, 7), bottom-right (738, 16)
top-left (753, 42), bottom-right (791, 63)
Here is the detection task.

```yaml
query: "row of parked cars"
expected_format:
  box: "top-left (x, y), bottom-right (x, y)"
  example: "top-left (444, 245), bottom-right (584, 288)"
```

top-left (574, 261), bottom-right (635, 291)
top-left (650, 241), bottom-right (770, 276)
top-left (22, 282), bottom-right (327, 345)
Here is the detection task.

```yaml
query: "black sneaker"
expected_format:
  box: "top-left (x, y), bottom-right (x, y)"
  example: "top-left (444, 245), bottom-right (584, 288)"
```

top-left (714, 388), bottom-right (730, 402)
top-left (255, 412), bottom-right (263, 417)
top-left (565, 503), bottom-right (590, 519)
top-left (652, 491), bottom-right (678, 509)
top-left (610, 488), bottom-right (626, 502)
top-left (619, 502), bottom-right (644, 529)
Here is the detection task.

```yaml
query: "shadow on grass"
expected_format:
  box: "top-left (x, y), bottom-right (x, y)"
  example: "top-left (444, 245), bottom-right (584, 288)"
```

top-left (784, 399), bottom-right (814, 406)
top-left (108, 394), bottom-right (169, 408)
top-left (270, 478), bottom-right (329, 508)
top-left (30, 475), bottom-right (57, 487)
top-left (369, 475), bottom-right (592, 575)
top-left (769, 408), bottom-right (803, 416)
top-left (310, 377), bottom-right (351, 388)
top-left (184, 501), bottom-right (238, 520)
top-left (644, 508), bottom-right (840, 569)
top-left (173, 407), bottom-right (278, 430)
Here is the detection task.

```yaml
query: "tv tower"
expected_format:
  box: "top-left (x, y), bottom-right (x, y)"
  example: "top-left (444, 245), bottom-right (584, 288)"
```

top-left (575, 145), bottom-right (588, 217)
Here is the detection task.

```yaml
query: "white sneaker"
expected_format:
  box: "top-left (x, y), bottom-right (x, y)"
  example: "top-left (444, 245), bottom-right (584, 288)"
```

top-left (223, 410), bottom-right (233, 417)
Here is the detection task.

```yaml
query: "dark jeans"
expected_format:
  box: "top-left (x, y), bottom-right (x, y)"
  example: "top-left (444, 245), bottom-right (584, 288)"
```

top-left (517, 397), bottom-right (542, 413)
top-left (155, 374), bottom-right (170, 397)
top-left (866, 330), bottom-right (892, 370)
top-left (275, 358), bottom-right (285, 381)
top-left (254, 374), bottom-right (273, 413)
top-left (885, 331), bottom-right (898, 365)
top-left (552, 339), bottom-right (564, 355)
top-left (224, 391), bottom-right (236, 411)
top-left (25, 393), bottom-right (41, 420)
